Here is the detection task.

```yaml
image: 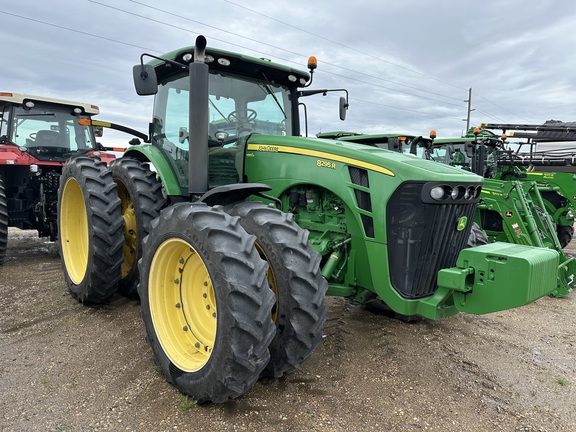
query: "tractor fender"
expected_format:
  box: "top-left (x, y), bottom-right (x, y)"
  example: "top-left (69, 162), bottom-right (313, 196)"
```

top-left (198, 183), bottom-right (278, 207)
top-left (122, 146), bottom-right (181, 196)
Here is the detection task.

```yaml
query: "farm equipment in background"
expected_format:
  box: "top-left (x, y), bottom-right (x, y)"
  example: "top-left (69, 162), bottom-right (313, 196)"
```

top-left (420, 130), bottom-right (575, 297)
top-left (0, 92), bottom-right (113, 265)
top-left (479, 123), bottom-right (576, 247)
top-left (58, 36), bottom-right (561, 403)
top-left (315, 131), bottom-right (432, 154)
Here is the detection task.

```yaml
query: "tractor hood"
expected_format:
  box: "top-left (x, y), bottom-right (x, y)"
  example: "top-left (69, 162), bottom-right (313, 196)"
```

top-left (246, 135), bottom-right (484, 184)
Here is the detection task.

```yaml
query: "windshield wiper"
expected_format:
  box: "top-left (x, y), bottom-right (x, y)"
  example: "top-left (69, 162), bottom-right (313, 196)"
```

top-left (209, 97), bottom-right (229, 122)
top-left (259, 73), bottom-right (287, 120)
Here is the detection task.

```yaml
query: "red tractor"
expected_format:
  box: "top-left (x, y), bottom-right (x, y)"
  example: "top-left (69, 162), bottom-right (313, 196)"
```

top-left (0, 92), bottom-right (113, 264)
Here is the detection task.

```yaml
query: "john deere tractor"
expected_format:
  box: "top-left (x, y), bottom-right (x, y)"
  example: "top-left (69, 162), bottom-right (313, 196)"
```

top-left (419, 130), bottom-right (575, 297)
top-left (0, 92), bottom-right (113, 264)
top-left (480, 122), bottom-right (576, 248)
top-left (58, 36), bottom-right (560, 403)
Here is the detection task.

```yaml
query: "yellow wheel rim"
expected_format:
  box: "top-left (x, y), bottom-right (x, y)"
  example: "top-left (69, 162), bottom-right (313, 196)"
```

top-left (255, 244), bottom-right (279, 323)
top-left (60, 178), bottom-right (89, 284)
top-left (115, 181), bottom-right (137, 279)
top-left (149, 238), bottom-right (217, 372)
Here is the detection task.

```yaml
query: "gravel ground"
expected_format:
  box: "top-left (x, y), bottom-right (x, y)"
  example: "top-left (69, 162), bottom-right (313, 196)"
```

top-left (1, 228), bottom-right (575, 432)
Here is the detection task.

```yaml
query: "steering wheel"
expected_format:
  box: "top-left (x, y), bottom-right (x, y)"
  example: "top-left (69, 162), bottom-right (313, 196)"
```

top-left (227, 109), bottom-right (257, 123)
top-left (29, 132), bottom-right (37, 140)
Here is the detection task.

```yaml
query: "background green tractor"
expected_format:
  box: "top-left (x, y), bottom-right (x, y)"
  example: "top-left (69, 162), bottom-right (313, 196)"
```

top-left (58, 36), bottom-right (561, 403)
top-left (316, 131), bottom-right (432, 154)
top-left (479, 122), bottom-right (576, 248)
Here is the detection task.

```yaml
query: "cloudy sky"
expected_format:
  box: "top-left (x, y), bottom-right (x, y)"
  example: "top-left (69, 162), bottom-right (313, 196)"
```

top-left (2, 0), bottom-right (576, 146)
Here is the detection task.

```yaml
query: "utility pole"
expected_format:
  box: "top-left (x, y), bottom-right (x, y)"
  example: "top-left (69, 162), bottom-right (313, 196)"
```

top-left (464, 88), bottom-right (474, 132)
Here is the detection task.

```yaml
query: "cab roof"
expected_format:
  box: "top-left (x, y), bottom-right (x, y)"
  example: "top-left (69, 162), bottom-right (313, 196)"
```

top-left (0, 92), bottom-right (99, 115)
top-left (150, 45), bottom-right (310, 87)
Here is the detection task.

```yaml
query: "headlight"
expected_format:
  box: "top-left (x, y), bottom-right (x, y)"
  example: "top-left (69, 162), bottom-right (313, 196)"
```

top-left (430, 185), bottom-right (449, 200)
top-left (422, 182), bottom-right (483, 204)
top-left (451, 185), bottom-right (465, 200)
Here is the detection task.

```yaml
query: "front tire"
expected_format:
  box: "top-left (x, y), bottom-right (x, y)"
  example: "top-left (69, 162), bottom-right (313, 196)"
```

top-left (110, 158), bottom-right (166, 297)
top-left (0, 173), bottom-right (7, 265)
top-left (226, 201), bottom-right (328, 378)
top-left (138, 203), bottom-right (276, 403)
top-left (58, 157), bottom-right (124, 304)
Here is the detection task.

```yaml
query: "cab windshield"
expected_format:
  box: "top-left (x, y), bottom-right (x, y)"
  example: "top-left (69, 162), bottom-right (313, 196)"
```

top-left (153, 71), bottom-right (293, 189)
top-left (10, 104), bottom-right (96, 161)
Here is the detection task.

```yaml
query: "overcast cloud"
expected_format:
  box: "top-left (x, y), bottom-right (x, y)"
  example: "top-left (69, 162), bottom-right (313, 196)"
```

top-left (2, 0), bottom-right (575, 146)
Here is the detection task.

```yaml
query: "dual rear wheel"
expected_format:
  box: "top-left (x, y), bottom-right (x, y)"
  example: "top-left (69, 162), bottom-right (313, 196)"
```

top-left (57, 156), bottom-right (327, 402)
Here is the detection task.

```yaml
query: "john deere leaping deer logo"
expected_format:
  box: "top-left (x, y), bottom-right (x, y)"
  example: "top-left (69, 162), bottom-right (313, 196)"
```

top-left (456, 216), bottom-right (468, 231)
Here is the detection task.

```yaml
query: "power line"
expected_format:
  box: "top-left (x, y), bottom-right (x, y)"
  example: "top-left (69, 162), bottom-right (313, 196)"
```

top-left (319, 69), bottom-right (464, 108)
top-left (1, 4), bottom-right (503, 123)
top-left (0, 9), bottom-right (159, 53)
top-left (101, 0), bottom-right (468, 108)
top-left (351, 97), bottom-right (464, 120)
top-left (220, 0), bottom-right (525, 122)
top-left (222, 0), bottom-right (468, 92)
top-left (471, 105), bottom-right (507, 123)
top-left (474, 93), bottom-right (530, 122)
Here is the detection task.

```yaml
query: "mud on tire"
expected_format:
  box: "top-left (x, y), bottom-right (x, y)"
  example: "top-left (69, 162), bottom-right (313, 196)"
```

top-left (110, 158), bottom-right (166, 298)
top-left (138, 203), bottom-right (276, 403)
top-left (58, 156), bottom-right (124, 304)
top-left (226, 201), bottom-right (328, 378)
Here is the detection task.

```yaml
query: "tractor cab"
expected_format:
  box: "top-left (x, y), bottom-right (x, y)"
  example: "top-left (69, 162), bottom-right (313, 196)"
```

top-left (131, 37), bottom-right (348, 198)
top-left (425, 129), bottom-right (501, 178)
top-left (0, 93), bottom-right (100, 163)
top-left (149, 67), bottom-right (298, 190)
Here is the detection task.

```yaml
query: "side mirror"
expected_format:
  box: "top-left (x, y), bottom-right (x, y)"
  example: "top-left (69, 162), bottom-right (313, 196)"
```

top-left (179, 127), bottom-right (189, 144)
top-left (93, 126), bottom-right (103, 138)
top-left (133, 64), bottom-right (158, 96)
top-left (339, 96), bottom-right (348, 121)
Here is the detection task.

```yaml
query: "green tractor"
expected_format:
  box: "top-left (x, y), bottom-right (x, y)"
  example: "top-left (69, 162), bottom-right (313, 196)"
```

top-left (58, 36), bottom-right (561, 403)
top-left (479, 122), bottom-right (576, 248)
top-left (420, 130), bottom-right (575, 297)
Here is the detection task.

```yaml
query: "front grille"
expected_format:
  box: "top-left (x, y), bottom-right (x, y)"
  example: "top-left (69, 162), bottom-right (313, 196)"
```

top-left (387, 182), bottom-right (477, 298)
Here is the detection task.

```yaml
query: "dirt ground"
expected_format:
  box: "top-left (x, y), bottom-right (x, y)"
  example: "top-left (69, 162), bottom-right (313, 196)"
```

top-left (1, 228), bottom-right (575, 432)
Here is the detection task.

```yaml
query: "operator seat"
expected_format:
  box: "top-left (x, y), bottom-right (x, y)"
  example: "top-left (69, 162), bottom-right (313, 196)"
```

top-left (35, 130), bottom-right (61, 147)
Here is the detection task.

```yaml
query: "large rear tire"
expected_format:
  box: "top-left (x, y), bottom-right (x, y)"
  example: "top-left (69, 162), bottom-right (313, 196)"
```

top-left (110, 158), bottom-right (166, 297)
top-left (138, 203), bottom-right (276, 403)
top-left (226, 201), bottom-right (328, 378)
top-left (58, 157), bottom-right (124, 304)
top-left (0, 173), bottom-right (7, 265)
